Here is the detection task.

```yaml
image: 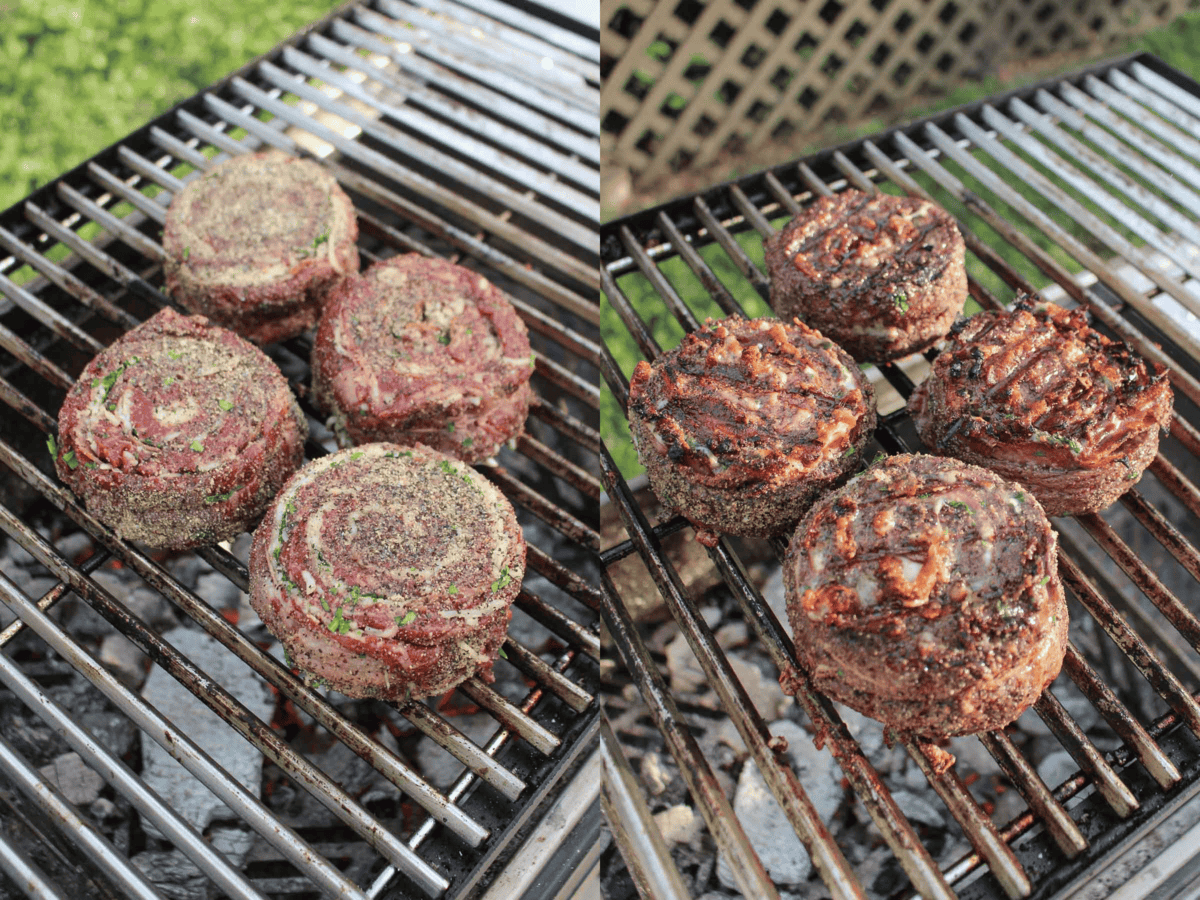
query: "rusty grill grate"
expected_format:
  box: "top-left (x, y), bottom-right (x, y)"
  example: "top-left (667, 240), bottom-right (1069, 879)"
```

top-left (0, 1), bottom-right (600, 898)
top-left (600, 53), bottom-right (1200, 900)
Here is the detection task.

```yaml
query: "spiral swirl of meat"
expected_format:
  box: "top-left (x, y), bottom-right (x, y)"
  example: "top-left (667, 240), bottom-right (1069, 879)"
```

top-left (248, 443), bottom-right (524, 700)
top-left (784, 454), bottom-right (1067, 740)
top-left (311, 254), bottom-right (533, 464)
top-left (54, 308), bottom-right (307, 549)
top-left (628, 315), bottom-right (876, 546)
top-left (163, 151), bottom-right (359, 345)
top-left (909, 297), bottom-right (1173, 516)
top-left (765, 189), bottom-right (967, 362)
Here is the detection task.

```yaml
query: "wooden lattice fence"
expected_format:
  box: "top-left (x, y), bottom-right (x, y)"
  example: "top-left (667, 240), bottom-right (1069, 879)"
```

top-left (601, 0), bottom-right (1196, 192)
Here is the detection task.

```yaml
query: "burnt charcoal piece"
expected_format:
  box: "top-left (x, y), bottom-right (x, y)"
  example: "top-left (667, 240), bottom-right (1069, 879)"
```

top-left (248, 443), bottom-right (525, 700)
top-left (54, 309), bottom-right (306, 550)
top-left (784, 454), bottom-right (1067, 740)
top-left (764, 189), bottom-right (967, 362)
top-left (311, 254), bottom-right (533, 464)
top-left (628, 315), bottom-right (876, 546)
top-left (909, 296), bottom-right (1173, 516)
top-left (163, 151), bottom-right (359, 345)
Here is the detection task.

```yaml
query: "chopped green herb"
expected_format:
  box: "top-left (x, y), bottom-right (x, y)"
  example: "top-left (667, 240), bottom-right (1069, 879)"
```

top-left (398, 610), bottom-right (417, 626)
top-left (328, 606), bottom-right (351, 634)
top-left (46, 434), bottom-right (56, 459)
top-left (466, 327), bottom-right (473, 335)
top-left (319, 598), bottom-right (330, 612)
top-left (818, 341), bottom-right (833, 350)
top-left (529, 352), bottom-right (536, 369)
top-left (447, 423), bottom-right (455, 433)
top-left (892, 292), bottom-right (910, 313)
top-left (183, 246), bottom-right (190, 261)
top-left (62, 450), bottom-right (79, 470)
top-left (168, 349), bottom-right (183, 360)
top-left (1014, 492), bottom-right (1025, 503)
top-left (93, 358), bottom-right (138, 401)
top-left (498, 647), bottom-right (508, 660)
top-left (462, 437), bottom-right (474, 448)
top-left (85, 461), bottom-right (98, 469)
top-left (837, 668), bottom-right (844, 678)
top-left (190, 439), bottom-right (204, 452)
top-left (163, 376), bottom-right (175, 387)
top-left (350, 451), bottom-right (364, 461)
top-left (947, 500), bottom-right (972, 515)
top-left (447, 584), bottom-right (458, 596)
top-left (218, 399), bottom-right (233, 412)
top-left (204, 485), bottom-right (243, 504)
top-left (918, 493), bottom-right (932, 499)
top-left (439, 460), bottom-right (456, 475)
top-left (312, 227), bottom-right (330, 248)
top-left (996, 599), bottom-right (1018, 618)
top-left (491, 566), bottom-right (512, 593)
top-left (1038, 575), bottom-right (1050, 586)
top-left (1035, 450), bottom-right (1046, 457)
top-left (106, 403), bottom-right (116, 412)
top-left (437, 331), bottom-right (451, 346)
top-left (872, 451), bottom-right (886, 465)
top-left (350, 315), bottom-right (360, 325)
top-left (841, 445), bottom-right (856, 458)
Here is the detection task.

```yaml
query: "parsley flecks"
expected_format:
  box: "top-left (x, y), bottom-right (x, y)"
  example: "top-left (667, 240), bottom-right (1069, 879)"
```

top-left (1014, 492), bottom-right (1025, 502)
top-left (218, 399), bottom-right (233, 411)
top-left (1038, 574), bottom-right (1051, 586)
top-left (85, 461), bottom-right (98, 469)
top-left (447, 423), bottom-right (455, 433)
top-left (947, 500), bottom-right (972, 515)
top-left (46, 434), bottom-right (57, 460)
top-left (350, 451), bottom-right (364, 461)
top-left (167, 349), bottom-right (183, 360)
top-left (93, 358), bottom-right (138, 401)
top-left (437, 331), bottom-right (451, 346)
top-left (190, 439), bottom-right (204, 452)
top-left (312, 227), bottom-right (330, 248)
top-left (398, 610), bottom-right (417, 626)
top-left (996, 599), bottom-right (1017, 618)
top-left (204, 485), bottom-right (243, 504)
top-left (841, 445), bottom-right (856, 458)
top-left (529, 353), bottom-right (536, 368)
top-left (62, 450), bottom-right (79, 470)
top-left (328, 606), bottom-right (351, 634)
top-left (918, 493), bottom-right (932, 499)
top-left (872, 451), bottom-right (886, 465)
top-left (163, 376), bottom-right (175, 387)
top-left (447, 584), bottom-right (458, 596)
top-left (491, 566), bottom-right (512, 593)
top-left (462, 437), bottom-right (473, 448)
top-left (498, 647), bottom-right (508, 660)
top-left (1035, 450), bottom-right (1046, 457)
top-left (439, 460), bottom-right (456, 475)
top-left (892, 292), bottom-right (910, 313)
top-left (183, 246), bottom-right (190, 261)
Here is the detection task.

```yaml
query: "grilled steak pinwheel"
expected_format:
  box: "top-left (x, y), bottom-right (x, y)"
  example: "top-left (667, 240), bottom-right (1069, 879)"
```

top-left (909, 297), bottom-right (1173, 516)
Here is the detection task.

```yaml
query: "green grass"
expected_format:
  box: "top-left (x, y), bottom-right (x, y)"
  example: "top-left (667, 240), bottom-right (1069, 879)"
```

top-left (0, 0), bottom-right (344, 213)
top-left (603, 12), bottom-right (1200, 480)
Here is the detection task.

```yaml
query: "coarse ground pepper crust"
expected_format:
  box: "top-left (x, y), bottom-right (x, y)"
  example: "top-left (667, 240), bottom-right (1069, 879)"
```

top-left (163, 151), bottom-right (359, 345)
top-left (248, 442), bottom-right (525, 700)
top-left (54, 308), bottom-right (307, 550)
top-left (784, 454), bottom-right (1067, 740)
top-left (909, 297), bottom-right (1173, 516)
top-left (311, 254), bottom-right (533, 463)
top-left (628, 315), bottom-right (876, 546)
top-left (764, 189), bottom-right (967, 363)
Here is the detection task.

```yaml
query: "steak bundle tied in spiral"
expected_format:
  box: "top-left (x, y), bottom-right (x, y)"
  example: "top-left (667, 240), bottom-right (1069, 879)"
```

top-left (784, 454), bottom-right (1067, 740)
top-left (764, 189), bottom-right (967, 363)
top-left (628, 316), bottom-right (876, 547)
top-left (311, 254), bottom-right (533, 464)
top-left (909, 296), bottom-right (1173, 516)
top-left (54, 308), bottom-right (307, 550)
top-left (248, 443), bottom-right (525, 700)
top-left (163, 151), bottom-right (359, 345)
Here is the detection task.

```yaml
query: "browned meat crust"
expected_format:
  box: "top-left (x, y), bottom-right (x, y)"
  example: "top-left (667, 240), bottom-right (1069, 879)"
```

top-left (908, 297), bottom-right (1173, 516)
top-left (54, 308), bottom-right (307, 549)
top-left (764, 190), bottom-right (967, 362)
top-left (163, 151), bottom-right (359, 345)
top-left (310, 254), bottom-right (533, 464)
top-left (784, 454), bottom-right (1067, 740)
top-left (248, 443), bottom-right (525, 700)
top-left (628, 316), bottom-right (876, 546)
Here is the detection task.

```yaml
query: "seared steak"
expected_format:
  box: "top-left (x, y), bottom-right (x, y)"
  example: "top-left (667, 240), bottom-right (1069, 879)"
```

top-left (628, 316), bottom-right (876, 547)
top-left (765, 190), bottom-right (966, 363)
top-left (784, 454), bottom-right (1066, 740)
top-left (909, 296), bottom-right (1173, 516)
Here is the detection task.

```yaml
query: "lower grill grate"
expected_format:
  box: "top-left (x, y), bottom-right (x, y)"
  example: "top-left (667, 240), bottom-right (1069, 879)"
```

top-left (0, 1), bottom-right (600, 898)
top-left (600, 52), bottom-right (1200, 900)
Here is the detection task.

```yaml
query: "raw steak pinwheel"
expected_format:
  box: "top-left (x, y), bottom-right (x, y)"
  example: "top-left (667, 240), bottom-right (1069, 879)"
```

top-left (53, 308), bottom-right (307, 549)
top-left (909, 297), bottom-right (1173, 516)
top-left (163, 151), bottom-right (359, 344)
top-left (628, 315), bottom-right (876, 547)
top-left (248, 443), bottom-right (525, 700)
top-left (784, 454), bottom-right (1067, 740)
top-left (311, 254), bottom-right (534, 463)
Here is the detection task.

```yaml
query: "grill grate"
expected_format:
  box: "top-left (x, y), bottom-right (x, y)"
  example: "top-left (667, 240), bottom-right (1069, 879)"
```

top-left (0, 1), bottom-right (600, 898)
top-left (600, 52), bottom-right (1200, 900)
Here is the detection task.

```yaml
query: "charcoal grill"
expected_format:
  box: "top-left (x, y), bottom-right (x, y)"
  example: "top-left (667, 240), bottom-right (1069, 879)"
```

top-left (0, 1), bottom-right (600, 898)
top-left (600, 52), bottom-right (1200, 900)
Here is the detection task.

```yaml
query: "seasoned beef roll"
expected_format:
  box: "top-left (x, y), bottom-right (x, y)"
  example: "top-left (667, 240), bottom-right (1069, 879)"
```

top-left (764, 189), bottom-right (967, 362)
top-left (163, 151), bottom-right (359, 345)
top-left (784, 454), bottom-right (1067, 740)
top-left (54, 308), bottom-right (307, 549)
top-left (628, 316), bottom-right (876, 547)
top-left (311, 254), bottom-right (533, 464)
top-left (248, 443), bottom-right (524, 700)
top-left (908, 297), bottom-right (1173, 516)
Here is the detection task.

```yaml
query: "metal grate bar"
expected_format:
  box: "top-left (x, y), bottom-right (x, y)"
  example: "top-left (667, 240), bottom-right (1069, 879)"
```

top-left (483, 465), bottom-right (599, 549)
top-left (514, 433), bottom-right (602, 500)
top-left (0, 272), bottom-right (103, 354)
top-left (0, 319), bottom-right (74, 389)
top-left (516, 587), bottom-right (601, 660)
top-left (457, 680), bottom-right (562, 755)
top-left (55, 182), bottom-right (168, 264)
top-left (85, 163), bottom-right (169, 225)
top-left (502, 639), bottom-right (592, 713)
top-left (653, 211), bottom-right (744, 317)
top-left (0, 829), bottom-right (68, 900)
